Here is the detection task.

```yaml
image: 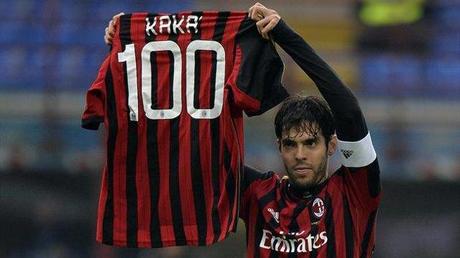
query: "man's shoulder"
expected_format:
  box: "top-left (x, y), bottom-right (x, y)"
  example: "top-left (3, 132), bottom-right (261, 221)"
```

top-left (243, 166), bottom-right (281, 193)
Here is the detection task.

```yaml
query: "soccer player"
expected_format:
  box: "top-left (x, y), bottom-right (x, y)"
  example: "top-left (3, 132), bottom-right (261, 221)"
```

top-left (104, 3), bottom-right (381, 257)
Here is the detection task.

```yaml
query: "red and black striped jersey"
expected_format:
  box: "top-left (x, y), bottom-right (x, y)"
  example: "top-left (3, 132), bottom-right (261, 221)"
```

top-left (81, 11), bottom-right (288, 248)
top-left (241, 141), bottom-right (381, 258)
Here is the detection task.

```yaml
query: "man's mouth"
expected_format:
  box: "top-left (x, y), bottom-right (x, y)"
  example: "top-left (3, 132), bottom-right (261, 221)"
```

top-left (293, 166), bottom-right (313, 175)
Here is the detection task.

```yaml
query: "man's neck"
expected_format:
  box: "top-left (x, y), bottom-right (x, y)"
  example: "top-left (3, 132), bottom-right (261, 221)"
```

top-left (288, 177), bottom-right (327, 199)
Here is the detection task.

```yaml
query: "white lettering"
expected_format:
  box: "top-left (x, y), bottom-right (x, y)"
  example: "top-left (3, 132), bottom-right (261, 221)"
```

top-left (186, 15), bottom-right (200, 33)
top-left (258, 230), bottom-right (328, 253)
top-left (297, 238), bottom-right (307, 252)
top-left (145, 15), bottom-right (202, 35)
top-left (259, 229), bottom-right (272, 249)
top-left (145, 17), bottom-right (157, 36)
top-left (272, 236), bottom-right (290, 252)
top-left (159, 15), bottom-right (171, 34)
top-left (172, 15), bottom-right (185, 34)
top-left (319, 231), bottom-right (328, 245)
top-left (306, 234), bottom-right (315, 252)
top-left (289, 238), bottom-right (297, 253)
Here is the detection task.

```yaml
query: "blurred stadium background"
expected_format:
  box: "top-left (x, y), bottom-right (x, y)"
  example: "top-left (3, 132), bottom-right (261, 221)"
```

top-left (1, 0), bottom-right (459, 257)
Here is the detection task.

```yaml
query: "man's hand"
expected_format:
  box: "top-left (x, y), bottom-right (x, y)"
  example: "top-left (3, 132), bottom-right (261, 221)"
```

top-left (104, 12), bottom-right (124, 45)
top-left (248, 3), bottom-right (281, 39)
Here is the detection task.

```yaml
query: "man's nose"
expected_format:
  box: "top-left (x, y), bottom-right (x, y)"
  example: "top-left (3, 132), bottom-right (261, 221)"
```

top-left (295, 146), bottom-right (308, 160)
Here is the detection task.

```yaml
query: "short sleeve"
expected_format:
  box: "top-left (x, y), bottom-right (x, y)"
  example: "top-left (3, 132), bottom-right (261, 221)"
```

top-left (240, 166), bottom-right (275, 221)
top-left (228, 19), bottom-right (289, 116)
top-left (81, 56), bottom-right (110, 130)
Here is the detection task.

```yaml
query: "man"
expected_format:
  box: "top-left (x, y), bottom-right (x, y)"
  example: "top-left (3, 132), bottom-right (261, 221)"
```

top-left (104, 3), bottom-right (381, 257)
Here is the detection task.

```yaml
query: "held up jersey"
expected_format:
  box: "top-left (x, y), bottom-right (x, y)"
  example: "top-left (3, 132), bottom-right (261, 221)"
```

top-left (81, 11), bottom-right (288, 248)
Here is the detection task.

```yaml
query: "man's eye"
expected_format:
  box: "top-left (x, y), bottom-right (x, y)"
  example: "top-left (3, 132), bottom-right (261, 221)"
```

top-left (305, 140), bottom-right (316, 147)
top-left (284, 141), bottom-right (296, 147)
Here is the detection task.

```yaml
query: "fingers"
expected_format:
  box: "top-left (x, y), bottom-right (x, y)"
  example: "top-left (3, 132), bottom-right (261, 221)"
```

top-left (256, 17), bottom-right (270, 39)
top-left (104, 12), bottom-right (124, 45)
top-left (260, 15), bottom-right (280, 34)
top-left (104, 28), bottom-right (110, 45)
top-left (256, 14), bottom-right (280, 39)
top-left (248, 2), bottom-right (267, 21)
top-left (104, 21), bottom-right (115, 45)
top-left (112, 12), bottom-right (124, 26)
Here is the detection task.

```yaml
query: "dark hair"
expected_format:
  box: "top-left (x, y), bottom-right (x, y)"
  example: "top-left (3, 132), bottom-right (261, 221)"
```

top-left (274, 95), bottom-right (335, 144)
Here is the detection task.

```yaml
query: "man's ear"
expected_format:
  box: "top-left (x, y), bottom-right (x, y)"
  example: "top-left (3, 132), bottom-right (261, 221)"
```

top-left (277, 138), bottom-right (282, 152)
top-left (327, 134), bottom-right (337, 156)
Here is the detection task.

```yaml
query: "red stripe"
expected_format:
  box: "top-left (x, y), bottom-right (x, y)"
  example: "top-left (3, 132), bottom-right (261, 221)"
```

top-left (329, 175), bottom-right (346, 256)
top-left (113, 44), bottom-right (129, 246)
top-left (154, 30), bottom-right (175, 244)
top-left (95, 59), bottom-right (111, 243)
top-left (129, 13), bottom-right (152, 247)
top-left (96, 166), bottom-right (108, 242)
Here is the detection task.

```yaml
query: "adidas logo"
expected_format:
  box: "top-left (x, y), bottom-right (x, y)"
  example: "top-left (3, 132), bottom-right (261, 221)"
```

top-left (340, 149), bottom-right (354, 159)
top-left (267, 208), bottom-right (279, 223)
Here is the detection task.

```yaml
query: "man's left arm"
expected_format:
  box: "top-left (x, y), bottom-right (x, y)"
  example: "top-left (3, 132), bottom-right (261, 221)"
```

top-left (249, 3), bottom-right (380, 204)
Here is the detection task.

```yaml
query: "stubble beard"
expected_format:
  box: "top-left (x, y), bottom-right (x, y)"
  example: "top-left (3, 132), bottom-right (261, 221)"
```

top-left (286, 153), bottom-right (328, 191)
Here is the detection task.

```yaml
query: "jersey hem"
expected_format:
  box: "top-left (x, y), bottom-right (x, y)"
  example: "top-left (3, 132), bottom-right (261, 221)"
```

top-left (96, 231), bottom-right (231, 248)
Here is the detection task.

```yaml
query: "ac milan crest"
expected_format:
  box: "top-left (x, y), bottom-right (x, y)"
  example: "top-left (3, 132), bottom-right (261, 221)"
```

top-left (312, 197), bottom-right (325, 219)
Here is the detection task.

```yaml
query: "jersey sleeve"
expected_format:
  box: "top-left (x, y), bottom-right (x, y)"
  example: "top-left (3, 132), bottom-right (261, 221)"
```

top-left (81, 56), bottom-right (110, 130)
top-left (228, 18), bottom-right (289, 116)
top-left (240, 166), bottom-right (276, 221)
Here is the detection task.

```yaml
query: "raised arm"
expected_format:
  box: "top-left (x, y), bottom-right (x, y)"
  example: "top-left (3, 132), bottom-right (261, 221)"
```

top-left (249, 3), bottom-right (367, 142)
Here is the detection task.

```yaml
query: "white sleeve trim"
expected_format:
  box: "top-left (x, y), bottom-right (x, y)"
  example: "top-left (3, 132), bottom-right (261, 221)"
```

top-left (337, 132), bottom-right (377, 168)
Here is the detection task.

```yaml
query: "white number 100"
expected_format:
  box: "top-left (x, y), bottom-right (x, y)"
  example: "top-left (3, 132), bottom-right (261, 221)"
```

top-left (118, 40), bottom-right (225, 121)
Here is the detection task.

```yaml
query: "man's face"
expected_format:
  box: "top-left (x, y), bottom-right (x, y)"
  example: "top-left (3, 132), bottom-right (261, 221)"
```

top-left (279, 126), bottom-right (337, 190)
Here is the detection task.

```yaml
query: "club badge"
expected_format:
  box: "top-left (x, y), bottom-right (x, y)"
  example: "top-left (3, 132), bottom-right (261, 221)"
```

top-left (312, 197), bottom-right (325, 219)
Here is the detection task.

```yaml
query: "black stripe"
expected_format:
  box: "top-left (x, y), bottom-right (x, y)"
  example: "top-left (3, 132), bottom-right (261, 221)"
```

top-left (209, 11), bottom-right (230, 243)
top-left (126, 122), bottom-right (138, 247)
top-left (325, 193), bottom-right (336, 258)
top-left (343, 196), bottom-right (354, 258)
top-left (209, 11), bottom-right (230, 108)
top-left (259, 186), bottom-right (277, 209)
top-left (309, 210), bottom-right (319, 258)
top-left (119, 14), bottom-right (138, 248)
top-left (167, 29), bottom-right (186, 245)
top-left (360, 210), bottom-right (377, 258)
top-left (189, 11), bottom-right (208, 246)
top-left (287, 200), bottom-right (308, 258)
top-left (224, 145), bottom-right (235, 231)
top-left (367, 159), bottom-right (381, 198)
top-left (145, 13), bottom-right (162, 248)
top-left (102, 64), bottom-right (116, 245)
top-left (269, 248), bottom-right (280, 258)
top-left (253, 212), bottom-right (264, 258)
top-left (170, 117), bottom-right (185, 245)
top-left (147, 118), bottom-right (161, 247)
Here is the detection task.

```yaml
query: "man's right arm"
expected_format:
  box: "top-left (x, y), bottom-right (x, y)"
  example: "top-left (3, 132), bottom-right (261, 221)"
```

top-left (242, 165), bottom-right (274, 193)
